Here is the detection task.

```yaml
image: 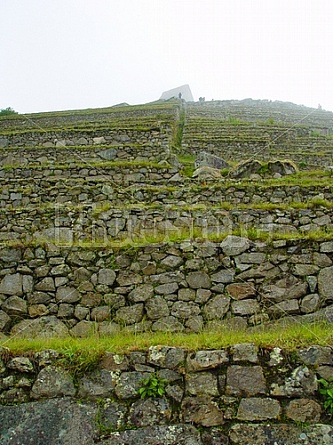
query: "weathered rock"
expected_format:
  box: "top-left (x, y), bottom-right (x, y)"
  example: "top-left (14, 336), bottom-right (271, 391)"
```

top-left (298, 345), bottom-right (333, 366)
top-left (211, 269), bottom-right (235, 284)
top-left (128, 284), bottom-right (154, 302)
top-left (226, 365), bottom-right (266, 396)
top-left (231, 343), bottom-right (259, 363)
top-left (318, 266), bottom-right (333, 300)
top-left (285, 398), bottom-right (322, 423)
top-left (146, 296), bottom-right (170, 320)
top-left (10, 316), bottom-right (69, 338)
top-left (148, 346), bottom-right (185, 370)
top-left (226, 282), bottom-right (256, 300)
top-left (98, 148), bottom-right (117, 160)
top-left (101, 424), bottom-right (202, 445)
top-left (115, 304), bottom-right (144, 325)
top-left (186, 372), bottom-right (219, 396)
top-left (77, 369), bottom-right (115, 400)
top-left (229, 159), bottom-right (262, 179)
top-left (1, 296), bottom-right (27, 316)
top-left (267, 159), bottom-right (298, 175)
top-left (192, 166), bottom-right (222, 179)
top-left (231, 299), bottom-right (260, 316)
top-left (187, 271), bottom-right (211, 289)
top-left (98, 268), bottom-right (116, 286)
top-left (220, 235), bottom-right (250, 256)
top-left (7, 357), bottom-right (34, 373)
top-left (0, 310), bottom-right (11, 331)
top-left (187, 349), bottom-right (229, 371)
top-left (181, 396), bottom-right (224, 427)
top-left (129, 397), bottom-right (172, 427)
top-left (230, 423), bottom-right (333, 445)
top-left (56, 286), bottom-right (81, 303)
top-left (196, 152), bottom-right (231, 170)
top-left (152, 316), bottom-right (184, 332)
top-left (31, 366), bottom-right (76, 399)
top-left (0, 399), bottom-right (97, 445)
top-left (237, 397), bottom-right (281, 420)
top-left (270, 365), bottom-right (317, 397)
top-left (0, 273), bottom-right (23, 295)
top-left (70, 320), bottom-right (97, 337)
top-left (114, 371), bottom-right (150, 399)
top-left (203, 295), bottom-right (230, 320)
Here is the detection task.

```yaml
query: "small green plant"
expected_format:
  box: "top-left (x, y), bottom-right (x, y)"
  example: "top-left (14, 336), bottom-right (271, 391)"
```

top-left (318, 378), bottom-right (333, 414)
top-left (0, 107), bottom-right (18, 116)
top-left (138, 373), bottom-right (168, 398)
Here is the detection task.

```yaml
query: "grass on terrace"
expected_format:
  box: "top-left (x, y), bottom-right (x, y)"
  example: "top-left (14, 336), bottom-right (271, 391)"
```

top-left (2, 321), bottom-right (332, 355)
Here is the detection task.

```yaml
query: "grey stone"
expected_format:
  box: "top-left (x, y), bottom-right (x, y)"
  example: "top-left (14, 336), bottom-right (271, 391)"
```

top-left (58, 303), bottom-right (74, 318)
top-left (230, 423), bottom-right (333, 445)
top-left (231, 343), bottom-right (259, 363)
top-left (320, 241), bottom-right (333, 253)
top-left (70, 321), bottom-right (97, 337)
top-left (114, 371), bottom-right (150, 399)
top-left (229, 159), bottom-right (262, 179)
top-left (196, 151), bottom-right (231, 170)
top-left (101, 424), bottom-right (202, 445)
top-left (155, 282), bottom-right (179, 295)
top-left (178, 288), bottom-right (196, 301)
top-left (0, 273), bottom-right (23, 295)
top-left (114, 304), bottom-right (144, 325)
top-left (211, 269), bottom-right (235, 284)
top-left (98, 148), bottom-right (117, 160)
top-left (117, 271), bottom-right (142, 286)
top-left (0, 310), bottom-right (11, 331)
top-left (237, 397), bottom-right (281, 420)
top-left (186, 372), bottom-right (219, 396)
top-left (0, 398), bottom-right (97, 445)
top-left (98, 268), bottom-right (116, 286)
top-left (318, 266), bottom-right (333, 300)
top-left (128, 284), bottom-right (154, 302)
top-left (181, 396), bottom-right (224, 427)
top-left (91, 306), bottom-right (110, 322)
top-left (220, 235), bottom-right (250, 256)
top-left (7, 357), bottom-right (34, 373)
top-left (145, 296), bottom-right (170, 320)
top-left (2, 296), bottom-right (27, 316)
top-left (31, 366), bottom-right (76, 399)
top-left (293, 264), bottom-right (320, 276)
top-left (148, 346), bottom-right (185, 369)
top-left (171, 301), bottom-right (200, 319)
top-left (192, 165), bottom-right (222, 179)
top-left (77, 369), bottom-right (115, 400)
top-left (267, 299), bottom-right (300, 317)
top-left (270, 365), bottom-right (317, 397)
top-left (203, 295), bottom-right (230, 320)
top-left (231, 299), bottom-right (260, 316)
top-left (129, 398), bottom-right (172, 427)
top-left (226, 366), bottom-right (267, 396)
top-left (10, 316), bottom-right (69, 338)
top-left (160, 255), bottom-right (183, 269)
top-left (0, 247), bottom-right (22, 262)
top-left (187, 271), bottom-right (211, 289)
top-left (187, 350), bottom-right (229, 371)
top-left (298, 345), bottom-right (333, 366)
top-left (56, 286), bottom-right (81, 303)
top-left (35, 277), bottom-right (55, 291)
top-left (301, 294), bottom-right (320, 313)
top-left (152, 316), bottom-right (184, 332)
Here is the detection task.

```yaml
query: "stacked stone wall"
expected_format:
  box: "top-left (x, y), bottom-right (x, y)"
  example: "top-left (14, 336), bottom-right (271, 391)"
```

top-left (1, 238), bottom-right (333, 338)
top-left (0, 344), bottom-right (333, 444)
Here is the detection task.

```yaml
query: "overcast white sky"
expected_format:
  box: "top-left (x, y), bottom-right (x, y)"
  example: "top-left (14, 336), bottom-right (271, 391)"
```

top-left (1, 0), bottom-right (333, 113)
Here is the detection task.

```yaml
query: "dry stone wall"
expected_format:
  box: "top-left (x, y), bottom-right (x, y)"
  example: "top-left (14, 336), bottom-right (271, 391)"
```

top-left (1, 238), bottom-right (333, 338)
top-left (0, 344), bottom-right (333, 444)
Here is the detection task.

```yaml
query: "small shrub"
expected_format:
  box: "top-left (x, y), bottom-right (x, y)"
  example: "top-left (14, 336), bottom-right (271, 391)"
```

top-left (0, 107), bottom-right (18, 116)
top-left (318, 378), bottom-right (333, 414)
top-left (138, 373), bottom-right (168, 398)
